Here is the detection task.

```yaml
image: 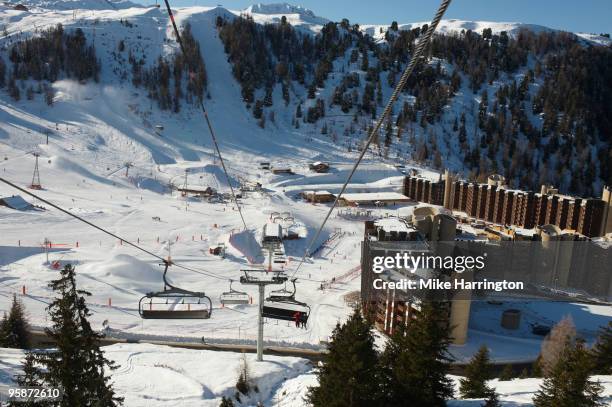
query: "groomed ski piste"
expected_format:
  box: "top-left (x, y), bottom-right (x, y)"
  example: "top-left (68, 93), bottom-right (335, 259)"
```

top-left (0, 1), bottom-right (611, 405)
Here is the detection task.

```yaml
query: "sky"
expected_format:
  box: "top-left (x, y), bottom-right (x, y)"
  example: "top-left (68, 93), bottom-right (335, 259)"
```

top-left (138, 0), bottom-right (612, 34)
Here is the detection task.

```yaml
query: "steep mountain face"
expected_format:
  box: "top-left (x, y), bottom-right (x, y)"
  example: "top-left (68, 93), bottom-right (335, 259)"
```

top-left (0, 3), bottom-right (610, 197)
top-left (215, 13), bottom-right (612, 197)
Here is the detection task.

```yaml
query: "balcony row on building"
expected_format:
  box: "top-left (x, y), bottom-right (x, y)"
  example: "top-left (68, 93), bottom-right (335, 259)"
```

top-left (403, 171), bottom-right (612, 238)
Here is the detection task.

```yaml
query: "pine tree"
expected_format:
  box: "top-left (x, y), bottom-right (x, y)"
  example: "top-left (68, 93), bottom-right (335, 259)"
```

top-left (8, 76), bottom-right (20, 101)
top-left (532, 354), bottom-right (544, 377)
top-left (498, 364), bottom-right (514, 381)
top-left (306, 308), bottom-right (380, 407)
top-left (379, 302), bottom-right (454, 407)
top-left (591, 322), bottom-right (612, 374)
top-left (219, 396), bottom-right (235, 407)
top-left (0, 294), bottom-right (31, 349)
top-left (9, 352), bottom-right (47, 407)
top-left (483, 391), bottom-right (501, 407)
top-left (0, 312), bottom-right (8, 344)
top-left (533, 339), bottom-right (603, 407)
top-left (459, 345), bottom-right (497, 400)
top-left (361, 49), bottom-right (369, 71)
top-left (235, 353), bottom-right (252, 396)
top-left (253, 100), bottom-right (263, 119)
top-left (23, 264), bottom-right (123, 407)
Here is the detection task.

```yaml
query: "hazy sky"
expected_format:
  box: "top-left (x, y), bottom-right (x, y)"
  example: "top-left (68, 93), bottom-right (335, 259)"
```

top-left (137, 0), bottom-right (612, 34)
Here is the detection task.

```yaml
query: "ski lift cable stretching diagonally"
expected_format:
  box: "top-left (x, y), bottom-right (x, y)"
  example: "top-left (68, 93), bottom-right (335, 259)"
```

top-left (290, 0), bottom-right (453, 278)
top-left (162, 0), bottom-right (247, 231)
top-left (0, 177), bottom-right (230, 320)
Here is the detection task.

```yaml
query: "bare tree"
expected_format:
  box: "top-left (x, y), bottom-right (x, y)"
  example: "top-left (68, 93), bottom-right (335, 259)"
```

top-left (540, 315), bottom-right (576, 375)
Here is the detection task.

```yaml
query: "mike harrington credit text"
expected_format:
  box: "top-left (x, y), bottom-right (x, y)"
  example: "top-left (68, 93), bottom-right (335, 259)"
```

top-left (371, 253), bottom-right (524, 292)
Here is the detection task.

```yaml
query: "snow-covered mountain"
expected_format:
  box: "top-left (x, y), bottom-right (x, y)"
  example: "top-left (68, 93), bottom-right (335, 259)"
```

top-left (2, 0), bottom-right (142, 11)
top-left (2, 2), bottom-right (611, 195)
top-left (363, 18), bottom-right (612, 46)
top-left (242, 3), bottom-right (329, 32)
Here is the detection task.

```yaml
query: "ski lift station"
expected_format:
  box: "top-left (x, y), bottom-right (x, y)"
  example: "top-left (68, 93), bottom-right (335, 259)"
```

top-left (262, 222), bottom-right (283, 245)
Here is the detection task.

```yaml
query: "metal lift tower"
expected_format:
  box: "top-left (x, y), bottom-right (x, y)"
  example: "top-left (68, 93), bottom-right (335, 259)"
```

top-left (30, 153), bottom-right (42, 190)
top-left (240, 269), bottom-right (287, 361)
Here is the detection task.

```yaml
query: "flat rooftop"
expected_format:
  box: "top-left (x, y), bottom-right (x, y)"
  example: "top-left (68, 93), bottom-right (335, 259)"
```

top-left (339, 192), bottom-right (410, 202)
top-left (374, 217), bottom-right (417, 234)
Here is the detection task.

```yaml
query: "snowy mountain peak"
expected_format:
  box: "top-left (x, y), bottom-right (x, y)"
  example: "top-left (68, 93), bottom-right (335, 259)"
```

top-left (362, 19), bottom-right (612, 46)
top-left (245, 3), bottom-right (316, 18)
top-left (242, 2), bottom-right (329, 31)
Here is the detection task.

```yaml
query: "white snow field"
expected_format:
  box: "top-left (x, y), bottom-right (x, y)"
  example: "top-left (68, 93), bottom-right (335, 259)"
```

top-left (0, 1), bottom-right (611, 405)
top-left (0, 345), bottom-right (611, 406)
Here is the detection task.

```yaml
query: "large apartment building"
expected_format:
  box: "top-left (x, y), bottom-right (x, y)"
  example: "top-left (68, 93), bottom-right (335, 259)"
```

top-left (403, 171), bottom-right (610, 237)
top-left (360, 210), bottom-right (472, 345)
top-left (360, 207), bottom-right (612, 346)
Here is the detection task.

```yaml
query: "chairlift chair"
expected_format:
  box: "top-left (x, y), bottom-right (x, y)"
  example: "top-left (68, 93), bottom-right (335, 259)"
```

top-left (138, 262), bottom-right (212, 319)
top-left (262, 279), bottom-right (310, 324)
top-left (267, 282), bottom-right (294, 300)
top-left (219, 280), bottom-right (250, 305)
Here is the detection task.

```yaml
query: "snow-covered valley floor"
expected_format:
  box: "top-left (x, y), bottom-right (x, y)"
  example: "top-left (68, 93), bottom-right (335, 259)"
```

top-left (1, 344), bottom-right (611, 406)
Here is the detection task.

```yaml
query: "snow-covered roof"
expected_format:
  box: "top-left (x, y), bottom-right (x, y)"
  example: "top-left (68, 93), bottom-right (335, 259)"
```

top-left (374, 217), bottom-right (416, 234)
top-left (339, 192), bottom-right (410, 202)
top-left (263, 223), bottom-right (282, 238)
top-left (304, 190), bottom-right (333, 195)
top-left (0, 195), bottom-right (32, 210)
top-left (177, 185), bottom-right (213, 192)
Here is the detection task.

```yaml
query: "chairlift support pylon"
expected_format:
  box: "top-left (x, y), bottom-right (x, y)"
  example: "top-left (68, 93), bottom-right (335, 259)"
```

top-left (138, 262), bottom-right (212, 319)
top-left (240, 269), bottom-right (287, 361)
top-left (30, 152), bottom-right (42, 190)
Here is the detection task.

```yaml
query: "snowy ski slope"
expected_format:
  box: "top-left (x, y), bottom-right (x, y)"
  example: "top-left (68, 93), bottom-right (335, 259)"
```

top-left (0, 4), bottom-right (610, 405)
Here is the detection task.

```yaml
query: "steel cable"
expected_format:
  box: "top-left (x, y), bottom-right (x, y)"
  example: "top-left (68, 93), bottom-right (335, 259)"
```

top-left (291, 0), bottom-right (453, 277)
top-left (162, 0), bottom-right (248, 231)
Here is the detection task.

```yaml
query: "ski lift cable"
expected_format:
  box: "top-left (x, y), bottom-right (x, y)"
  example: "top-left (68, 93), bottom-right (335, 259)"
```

top-left (290, 0), bottom-right (453, 277)
top-left (0, 176), bottom-right (231, 281)
top-left (162, 0), bottom-right (248, 232)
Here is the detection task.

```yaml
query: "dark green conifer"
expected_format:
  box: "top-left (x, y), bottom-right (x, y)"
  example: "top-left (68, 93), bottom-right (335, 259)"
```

top-left (591, 322), bottom-right (611, 374)
top-left (307, 308), bottom-right (380, 407)
top-left (533, 339), bottom-right (603, 407)
top-left (498, 364), bottom-right (514, 381)
top-left (459, 345), bottom-right (497, 400)
top-left (379, 302), bottom-right (454, 407)
top-left (0, 294), bottom-right (31, 349)
top-left (20, 264), bottom-right (123, 407)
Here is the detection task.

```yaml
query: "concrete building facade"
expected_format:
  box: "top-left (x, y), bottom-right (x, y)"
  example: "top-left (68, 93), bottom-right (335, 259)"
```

top-left (405, 172), bottom-right (608, 237)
